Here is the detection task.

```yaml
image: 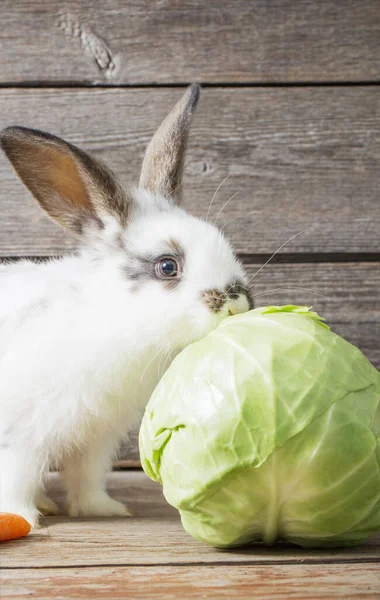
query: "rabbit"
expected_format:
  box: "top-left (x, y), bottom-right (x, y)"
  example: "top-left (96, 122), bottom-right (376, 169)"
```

top-left (0, 84), bottom-right (253, 527)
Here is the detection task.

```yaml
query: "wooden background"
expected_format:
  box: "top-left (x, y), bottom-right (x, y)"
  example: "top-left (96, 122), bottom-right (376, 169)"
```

top-left (0, 1), bottom-right (379, 466)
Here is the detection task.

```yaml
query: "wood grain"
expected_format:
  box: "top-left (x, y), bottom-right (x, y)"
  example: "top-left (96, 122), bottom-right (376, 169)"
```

top-left (2, 472), bottom-right (379, 569)
top-left (0, 87), bottom-right (379, 255)
top-left (2, 564), bottom-right (380, 600)
top-left (1, 1), bottom-right (379, 85)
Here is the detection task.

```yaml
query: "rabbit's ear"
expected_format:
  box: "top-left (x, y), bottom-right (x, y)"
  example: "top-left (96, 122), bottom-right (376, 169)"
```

top-left (0, 126), bottom-right (130, 235)
top-left (139, 84), bottom-right (200, 204)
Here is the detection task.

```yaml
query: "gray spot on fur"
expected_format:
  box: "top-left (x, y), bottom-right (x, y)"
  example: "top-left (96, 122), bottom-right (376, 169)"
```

top-left (124, 253), bottom-right (155, 283)
top-left (116, 231), bottom-right (125, 249)
top-left (124, 240), bottom-right (185, 291)
top-left (69, 283), bottom-right (80, 294)
top-left (4, 425), bottom-right (14, 436)
top-left (71, 211), bottom-right (104, 236)
top-left (203, 280), bottom-right (253, 313)
top-left (202, 289), bottom-right (227, 313)
top-left (227, 280), bottom-right (254, 309)
top-left (167, 238), bottom-right (183, 255)
top-left (1, 424), bottom-right (14, 450)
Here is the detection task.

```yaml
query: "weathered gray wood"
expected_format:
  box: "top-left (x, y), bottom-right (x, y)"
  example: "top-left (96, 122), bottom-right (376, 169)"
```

top-left (1, 1), bottom-right (379, 84)
top-left (2, 472), bottom-right (379, 569)
top-left (0, 87), bottom-right (379, 255)
top-left (3, 563), bottom-right (380, 600)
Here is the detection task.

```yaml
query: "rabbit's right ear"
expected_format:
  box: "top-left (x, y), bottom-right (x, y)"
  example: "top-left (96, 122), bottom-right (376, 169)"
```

top-left (139, 84), bottom-right (200, 204)
top-left (0, 127), bottom-right (130, 235)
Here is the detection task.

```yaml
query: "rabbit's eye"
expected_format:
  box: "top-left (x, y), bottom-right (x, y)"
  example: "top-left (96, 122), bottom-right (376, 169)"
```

top-left (155, 256), bottom-right (179, 279)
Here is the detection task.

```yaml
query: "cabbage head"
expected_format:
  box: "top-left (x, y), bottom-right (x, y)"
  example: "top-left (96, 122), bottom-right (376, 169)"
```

top-left (139, 306), bottom-right (380, 548)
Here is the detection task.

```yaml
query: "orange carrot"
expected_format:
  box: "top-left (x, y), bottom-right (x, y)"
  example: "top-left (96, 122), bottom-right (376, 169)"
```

top-left (0, 512), bottom-right (31, 541)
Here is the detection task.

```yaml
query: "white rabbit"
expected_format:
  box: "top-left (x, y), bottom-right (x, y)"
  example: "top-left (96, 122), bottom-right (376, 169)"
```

top-left (0, 85), bottom-right (252, 526)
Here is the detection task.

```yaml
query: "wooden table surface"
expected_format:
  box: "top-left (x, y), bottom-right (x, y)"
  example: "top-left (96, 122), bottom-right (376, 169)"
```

top-left (1, 471), bottom-right (379, 599)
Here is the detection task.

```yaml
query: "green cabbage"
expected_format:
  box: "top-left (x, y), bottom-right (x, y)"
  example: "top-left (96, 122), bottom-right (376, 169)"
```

top-left (139, 306), bottom-right (380, 548)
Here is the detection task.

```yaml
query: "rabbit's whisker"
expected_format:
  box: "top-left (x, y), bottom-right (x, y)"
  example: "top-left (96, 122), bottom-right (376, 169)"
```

top-left (158, 342), bottom-right (178, 378)
top-left (246, 230), bottom-right (307, 286)
top-left (214, 189), bottom-right (243, 226)
top-left (157, 341), bottom-right (171, 373)
top-left (206, 174), bottom-right (230, 223)
top-left (140, 345), bottom-right (167, 383)
top-left (220, 213), bottom-right (255, 234)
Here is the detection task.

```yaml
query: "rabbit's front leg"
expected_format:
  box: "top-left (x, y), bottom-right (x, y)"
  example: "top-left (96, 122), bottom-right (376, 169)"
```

top-left (0, 446), bottom-right (42, 527)
top-left (63, 436), bottom-right (130, 517)
top-left (36, 490), bottom-right (59, 516)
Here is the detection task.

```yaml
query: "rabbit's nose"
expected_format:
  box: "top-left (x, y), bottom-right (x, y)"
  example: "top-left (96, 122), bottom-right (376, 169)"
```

top-left (202, 289), bottom-right (227, 313)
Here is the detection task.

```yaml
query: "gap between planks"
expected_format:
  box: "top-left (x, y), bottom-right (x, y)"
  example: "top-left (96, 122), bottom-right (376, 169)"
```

top-left (1, 81), bottom-right (380, 89)
top-left (1, 0), bottom-right (380, 85)
top-left (3, 558), bottom-right (380, 570)
top-left (2, 253), bottom-right (380, 264)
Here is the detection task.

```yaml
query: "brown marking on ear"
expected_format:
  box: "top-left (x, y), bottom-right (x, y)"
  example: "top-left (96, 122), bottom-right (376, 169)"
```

top-left (0, 126), bottom-right (131, 234)
top-left (9, 140), bottom-right (95, 227)
top-left (35, 146), bottom-right (93, 211)
top-left (139, 84), bottom-right (200, 205)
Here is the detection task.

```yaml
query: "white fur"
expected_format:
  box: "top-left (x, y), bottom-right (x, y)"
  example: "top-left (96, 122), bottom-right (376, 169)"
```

top-left (0, 189), bottom-right (250, 526)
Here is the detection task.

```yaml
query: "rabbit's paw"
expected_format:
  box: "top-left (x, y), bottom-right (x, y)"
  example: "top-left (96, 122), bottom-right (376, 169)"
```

top-left (37, 492), bottom-right (59, 516)
top-left (68, 492), bottom-right (131, 517)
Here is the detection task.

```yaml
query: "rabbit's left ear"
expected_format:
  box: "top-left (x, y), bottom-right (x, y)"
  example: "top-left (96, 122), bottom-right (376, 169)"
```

top-left (0, 126), bottom-right (131, 235)
top-left (139, 84), bottom-right (200, 204)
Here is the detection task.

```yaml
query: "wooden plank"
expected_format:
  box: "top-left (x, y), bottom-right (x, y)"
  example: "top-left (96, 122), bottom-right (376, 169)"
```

top-left (243, 261), bottom-right (380, 369)
top-left (2, 564), bottom-right (380, 600)
top-left (0, 87), bottom-right (379, 255)
top-left (2, 472), bottom-right (379, 568)
top-left (1, 1), bottom-right (380, 84)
